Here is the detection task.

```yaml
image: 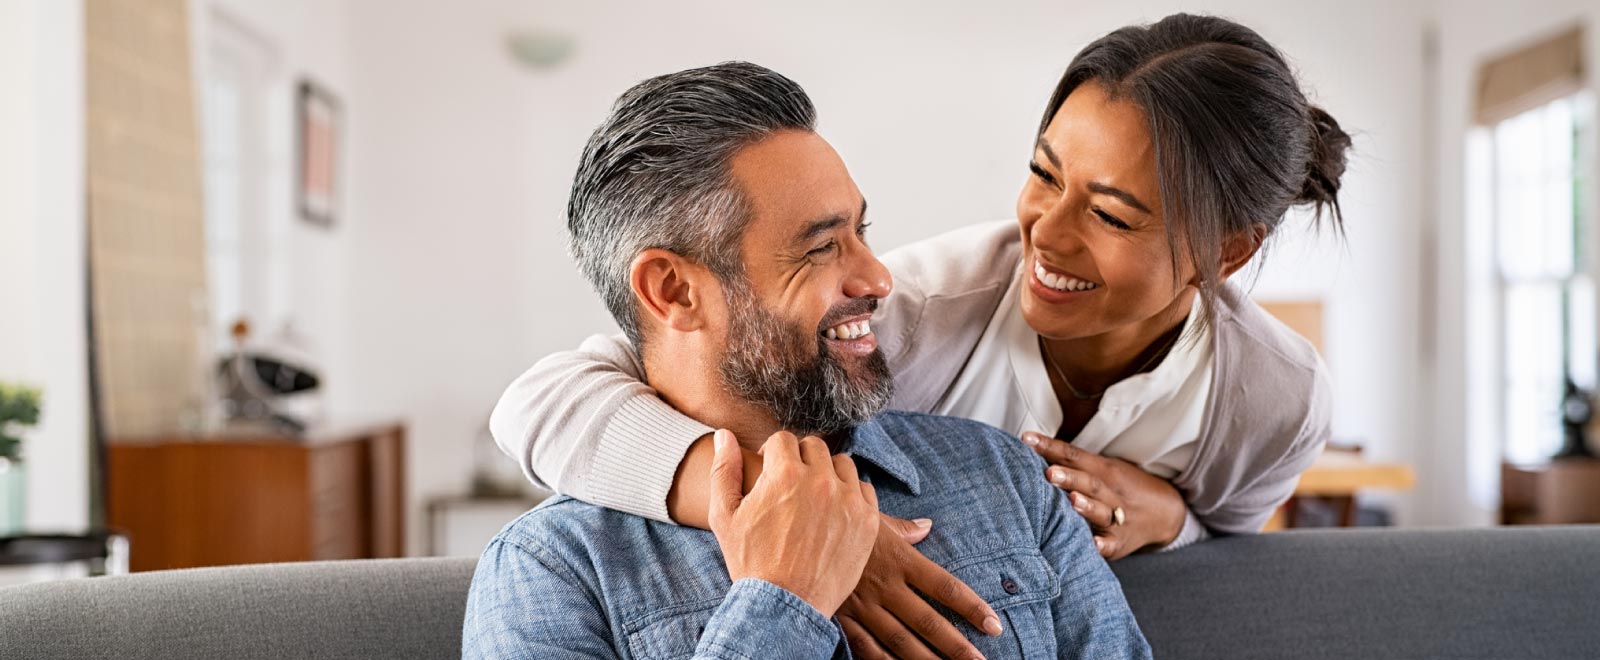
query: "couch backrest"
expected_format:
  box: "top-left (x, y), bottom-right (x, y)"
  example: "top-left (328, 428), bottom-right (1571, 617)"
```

top-left (2, 527), bottom-right (1598, 659)
top-left (1112, 525), bottom-right (1600, 659)
top-left (0, 556), bottom-right (475, 660)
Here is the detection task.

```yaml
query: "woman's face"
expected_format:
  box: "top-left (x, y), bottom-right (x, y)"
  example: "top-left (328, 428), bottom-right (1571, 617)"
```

top-left (1016, 80), bottom-right (1196, 342)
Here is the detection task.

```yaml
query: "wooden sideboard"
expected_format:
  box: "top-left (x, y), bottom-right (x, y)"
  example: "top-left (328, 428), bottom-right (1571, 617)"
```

top-left (108, 421), bottom-right (405, 572)
top-left (1503, 458), bottom-right (1600, 525)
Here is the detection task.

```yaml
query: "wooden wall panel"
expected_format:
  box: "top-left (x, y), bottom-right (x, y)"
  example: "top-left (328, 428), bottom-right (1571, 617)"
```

top-left (85, 0), bottom-right (210, 438)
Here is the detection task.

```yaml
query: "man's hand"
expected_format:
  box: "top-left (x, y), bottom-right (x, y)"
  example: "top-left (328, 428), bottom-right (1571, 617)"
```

top-left (837, 515), bottom-right (1003, 660)
top-left (708, 429), bottom-right (880, 617)
top-left (1023, 431), bottom-right (1188, 559)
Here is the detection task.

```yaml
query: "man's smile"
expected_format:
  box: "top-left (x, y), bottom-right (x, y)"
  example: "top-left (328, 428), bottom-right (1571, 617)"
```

top-left (821, 314), bottom-right (877, 356)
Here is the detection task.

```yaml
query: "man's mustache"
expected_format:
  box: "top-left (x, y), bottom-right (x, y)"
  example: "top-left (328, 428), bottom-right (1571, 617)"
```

top-left (817, 297), bottom-right (880, 332)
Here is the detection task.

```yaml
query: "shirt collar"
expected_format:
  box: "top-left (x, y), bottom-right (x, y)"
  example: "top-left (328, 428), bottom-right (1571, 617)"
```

top-left (1099, 294), bottom-right (1211, 406)
top-left (839, 417), bottom-right (922, 496)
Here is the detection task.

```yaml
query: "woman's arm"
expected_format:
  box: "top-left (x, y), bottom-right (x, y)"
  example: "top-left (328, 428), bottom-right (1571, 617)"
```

top-left (488, 317), bottom-right (917, 525)
top-left (490, 333), bottom-right (721, 522)
top-left (491, 221), bottom-right (1022, 524)
top-left (1189, 368), bottom-right (1332, 536)
top-left (1021, 369), bottom-right (1330, 557)
top-left (488, 222), bottom-right (1026, 659)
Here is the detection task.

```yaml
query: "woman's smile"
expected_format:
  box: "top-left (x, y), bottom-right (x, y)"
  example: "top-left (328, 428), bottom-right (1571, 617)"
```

top-left (1029, 255), bottom-right (1102, 305)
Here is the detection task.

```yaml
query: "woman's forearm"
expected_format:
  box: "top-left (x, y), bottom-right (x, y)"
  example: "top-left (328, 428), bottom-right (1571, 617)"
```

top-left (490, 334), bottom-right (713, 522)
top-left (1156, 508), bottom-right (1211, 551)
top-left (492, 222), bottom-right (1017, 522)
top-left (666, 434), bottom-right (765, 528)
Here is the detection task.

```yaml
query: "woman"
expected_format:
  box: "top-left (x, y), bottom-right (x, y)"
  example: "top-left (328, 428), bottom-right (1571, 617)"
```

top-left (493, 13), bottom-right (1349, 660)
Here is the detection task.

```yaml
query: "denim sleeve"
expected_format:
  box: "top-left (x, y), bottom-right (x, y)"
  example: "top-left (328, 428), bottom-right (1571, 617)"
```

top-left (1036, 485), bottom-right (1154, 659)
top-left (463, 539), bottom-right (841, 659)
top-left (697, 578), bottom-right (843, 659)
top-left (462, 539), bottom-right (617, 659)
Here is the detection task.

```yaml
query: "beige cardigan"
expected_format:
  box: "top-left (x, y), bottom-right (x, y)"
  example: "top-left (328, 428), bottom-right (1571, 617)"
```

top-left (491, 221), bottom-right (1331, 538)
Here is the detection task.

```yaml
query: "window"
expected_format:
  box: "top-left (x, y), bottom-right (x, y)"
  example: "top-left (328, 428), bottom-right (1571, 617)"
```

top-left (1477, 91), bottom-right (1596, 465)
top-left (199, 12), bottom-right (286, 348)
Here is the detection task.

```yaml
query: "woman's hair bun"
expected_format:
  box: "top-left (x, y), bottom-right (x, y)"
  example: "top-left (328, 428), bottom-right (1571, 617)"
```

top-left (1298, 105), bottom-right (1352, 220)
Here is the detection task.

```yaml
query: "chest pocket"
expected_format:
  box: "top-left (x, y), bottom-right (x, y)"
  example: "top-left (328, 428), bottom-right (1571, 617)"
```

top-left (941, 547), bottom-right (1060, 659)
top-left (623, 597), bottom-right (722, 660)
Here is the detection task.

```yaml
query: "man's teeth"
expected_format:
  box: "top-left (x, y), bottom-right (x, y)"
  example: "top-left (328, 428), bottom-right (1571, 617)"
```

top-left (1034, 262), bottom-right (1099, 292)
top-left (824, 320), bottom-right (872, 341)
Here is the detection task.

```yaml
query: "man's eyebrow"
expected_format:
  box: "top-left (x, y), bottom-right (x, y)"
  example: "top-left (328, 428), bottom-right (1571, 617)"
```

top-left (793, 198), bottom-right (869, 245)
top-left (1086, 181), bottom-right (1152, 214)
top-left (794, 215), bottom-right (849, 245)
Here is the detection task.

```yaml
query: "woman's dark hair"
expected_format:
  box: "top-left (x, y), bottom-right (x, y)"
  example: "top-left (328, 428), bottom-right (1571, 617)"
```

top-left (1039, 13), bottom-right (1352, 328)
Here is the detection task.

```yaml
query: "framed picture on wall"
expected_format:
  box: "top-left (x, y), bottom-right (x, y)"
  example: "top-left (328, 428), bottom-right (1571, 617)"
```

top-left (296, 79), bottom-right (341, 227)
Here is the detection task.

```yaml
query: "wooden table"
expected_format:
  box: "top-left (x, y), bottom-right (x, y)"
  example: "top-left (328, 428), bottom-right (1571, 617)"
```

top-left (1294, 450), bottom-right (1416, 495)
top-left (1265, 450), bottom-right (1416, 530)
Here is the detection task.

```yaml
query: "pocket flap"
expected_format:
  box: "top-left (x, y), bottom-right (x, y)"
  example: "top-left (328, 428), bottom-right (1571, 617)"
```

top-left (624, 598), bottom-right (721, 660)
top-left (944, 547), bottom-right (1059, 610)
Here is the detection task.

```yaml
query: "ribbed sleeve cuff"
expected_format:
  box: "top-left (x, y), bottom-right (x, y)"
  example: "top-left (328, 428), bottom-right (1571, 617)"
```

top-left (1157, 508), bottom-right (1211, 552)
top-left (696, 579), bottom-right (841, 659)
top-left (585, 395), bottom-right (715, 523)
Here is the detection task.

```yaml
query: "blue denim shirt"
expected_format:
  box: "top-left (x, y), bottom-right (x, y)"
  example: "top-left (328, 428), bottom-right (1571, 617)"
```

top-left (463, 411), bottom-right (1151, 659)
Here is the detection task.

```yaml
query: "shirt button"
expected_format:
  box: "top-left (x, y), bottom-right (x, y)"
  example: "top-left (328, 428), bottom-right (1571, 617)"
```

top-left (1002, 578), bottom-right (1019, 595)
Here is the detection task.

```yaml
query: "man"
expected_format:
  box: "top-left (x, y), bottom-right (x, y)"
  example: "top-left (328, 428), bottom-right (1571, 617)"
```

top-left (463, 61), bottom-right (1150, 660)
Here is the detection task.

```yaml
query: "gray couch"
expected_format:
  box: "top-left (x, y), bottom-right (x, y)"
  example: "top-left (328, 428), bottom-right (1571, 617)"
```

top-left (2, 526), bottom-right (1597, 659)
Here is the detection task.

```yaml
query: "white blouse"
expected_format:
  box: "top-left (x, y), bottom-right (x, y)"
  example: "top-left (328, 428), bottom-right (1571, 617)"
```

top-left (931, 266), bottom-right (1211, 480)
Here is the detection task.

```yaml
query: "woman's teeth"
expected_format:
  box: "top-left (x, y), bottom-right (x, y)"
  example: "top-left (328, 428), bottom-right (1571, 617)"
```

top-left (1034, 262), bottom-right (1099, 292)
top-left (825, 320), bottom-right (872, 341)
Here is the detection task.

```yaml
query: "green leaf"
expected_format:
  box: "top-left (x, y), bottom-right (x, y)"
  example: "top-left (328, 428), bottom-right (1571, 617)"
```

top-left (0, 382), bottom-right (41, 427)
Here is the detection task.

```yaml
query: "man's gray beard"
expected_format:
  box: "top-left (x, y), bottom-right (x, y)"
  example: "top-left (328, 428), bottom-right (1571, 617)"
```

top-left (717, 287), bottom-right (894, 439)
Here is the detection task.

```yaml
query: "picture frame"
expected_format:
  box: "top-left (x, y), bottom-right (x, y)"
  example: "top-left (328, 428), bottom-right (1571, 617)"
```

top-left (296, 79), bottom-right (341, 227)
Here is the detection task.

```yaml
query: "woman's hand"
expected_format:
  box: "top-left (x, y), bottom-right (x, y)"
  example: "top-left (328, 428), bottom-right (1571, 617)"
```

top-left (1022, 432), bottom-right (1187, 560)
top-left (836, 515), bottom-right (1003, 660)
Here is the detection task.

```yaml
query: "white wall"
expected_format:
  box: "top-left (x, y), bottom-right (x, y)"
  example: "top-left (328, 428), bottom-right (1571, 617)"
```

top-left (320, 0), bottom-right (1435, 547)
top-left (193, 0), bottom-right (357, 410)
top-left (199, 0), bottom-right (1539, 547)
top-left (9, 0), bottom-right (1540, 550)
top-left (1429, 0), bottom-right (1600, 527)
top-left (0, 0), bottom-right (89, 533)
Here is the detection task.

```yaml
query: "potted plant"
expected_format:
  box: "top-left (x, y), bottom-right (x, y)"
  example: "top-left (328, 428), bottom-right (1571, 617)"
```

top-left (0, 382), bottom-right (41, 536)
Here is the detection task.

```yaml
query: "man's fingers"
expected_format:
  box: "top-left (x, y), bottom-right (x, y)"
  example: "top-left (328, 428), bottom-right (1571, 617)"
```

top-left (832, 452), bottom-right (861, 484)
top-left (880, 514), bottom-right (934, 545)
top-left (839, 615), bottom-right (894, 660)
top-left (860, 480), bottom-right (879, 512)
top-left (906, 552), bottom-right (1002, 637)
top-left (1069, 491), bottom-right (1116, 531)
top-left (707, 430), bottom-right (744, 525)
top-left (1046, 465), bottom-right (1104, 498)
top-left (761, 430), bottom-right (801, 468)
top-left (799, 435), bottom-right (830, 467)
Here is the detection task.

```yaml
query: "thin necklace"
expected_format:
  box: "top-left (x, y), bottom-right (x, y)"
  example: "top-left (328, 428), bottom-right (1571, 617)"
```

top-left (1039, 328), bottom-right (1184, 401)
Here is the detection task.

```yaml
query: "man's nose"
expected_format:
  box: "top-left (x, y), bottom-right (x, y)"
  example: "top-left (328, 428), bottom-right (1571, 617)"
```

top-left (842, 245), bottom-right (892, 300)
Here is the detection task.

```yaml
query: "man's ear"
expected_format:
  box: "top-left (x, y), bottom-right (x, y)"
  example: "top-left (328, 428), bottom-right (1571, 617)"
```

top-left (630, 249), bottom-right (714, 334)
top-left (1218, 224), bottom-right (1269, 280)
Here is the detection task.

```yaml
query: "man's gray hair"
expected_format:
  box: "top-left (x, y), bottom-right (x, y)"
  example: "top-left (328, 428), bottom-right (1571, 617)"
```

top-left (567, 61), bottom-right (817, 347)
